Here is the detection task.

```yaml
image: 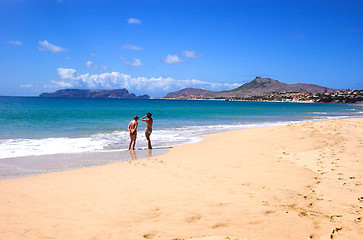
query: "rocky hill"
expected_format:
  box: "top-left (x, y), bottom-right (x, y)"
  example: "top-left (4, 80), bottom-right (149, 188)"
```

top-left (39, 89), bottom-right (150, 99)
top-left (164, 88), bottom-right (210, 98)
top-left (164, 77), bottom-right (340, 99)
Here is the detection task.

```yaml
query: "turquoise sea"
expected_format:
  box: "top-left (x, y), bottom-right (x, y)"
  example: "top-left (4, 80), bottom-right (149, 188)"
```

top-left (1, 97), bottom-right (363, 159)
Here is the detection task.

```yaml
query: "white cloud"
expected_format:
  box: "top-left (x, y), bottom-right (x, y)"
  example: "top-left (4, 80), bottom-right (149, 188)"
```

top-left (55, 68), bottom-right (90, 88)
top-left (38, 40), bottom-right (66, 53)
top-left (119, 57), bottom-right (143, 67)
top-left (85, 61), bottom-right (110, 71)
top-left (51, 80), bottom-right (74, 88)
top-left (163, 54), bottom-right (183, 64)
top-left (53, 68), bottom-right (239, 96)
top-left (86, 61), bottom-right (98, 70)
top-left (20, 84), bottom-right (33, 88)
top-left (123, 44), bottom-right (143, 51)
top-left (7, 40), bottom-right (22, 45)
top-left (127, 18), bottom-right (141, 24)
top-left (181, 50), bottom-right (203, 58)
top-left (130, 58), bottom-right (143, 66)
top-left (58, 68), bottom-right (78, 79)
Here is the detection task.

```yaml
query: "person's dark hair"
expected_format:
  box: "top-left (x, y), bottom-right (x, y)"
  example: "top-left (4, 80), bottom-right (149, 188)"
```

top-left (134, 115), bottom-right (139, 120)
top-left (146, 112), bottom-right (152, 118)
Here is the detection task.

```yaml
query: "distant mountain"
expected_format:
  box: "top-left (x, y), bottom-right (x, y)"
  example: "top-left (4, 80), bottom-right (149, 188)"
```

top-left (230, 77), bottom-right (337, 94)
top-left (39, 89), bottom-right (150, 99)
top-left (164, 77), bottom-right (340, 99)
top-left (165, 88), bottom-right (213, 99)
top-left (164, 88), bottom-right (210, 98)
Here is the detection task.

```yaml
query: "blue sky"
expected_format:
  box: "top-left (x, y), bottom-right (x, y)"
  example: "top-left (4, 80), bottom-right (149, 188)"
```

top-left (0, 0), bottom-right (362, 97)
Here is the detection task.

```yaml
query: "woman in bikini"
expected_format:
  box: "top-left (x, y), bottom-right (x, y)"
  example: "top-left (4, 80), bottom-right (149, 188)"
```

top-left (141, 112), bottom-right (153, 149)
top-left (128, 115), bottom-right (139, 150)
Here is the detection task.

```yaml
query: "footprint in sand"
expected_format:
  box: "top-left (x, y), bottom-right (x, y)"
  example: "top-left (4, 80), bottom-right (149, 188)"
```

top-left (185, 215), bottom-right (201, 223)
top-left (216, 202), bottom-right (231, 207)
top-left (185, 237), bottom-right (238, 240)
top-left (298, 211), bottom-right (308, 217)
top-left (330, 227), bottom-right (342, 239)
top-left (143, 232), bottom-right (156, 239)
top-left (264, 210), bottom-right (276, 215)
top-left (212, 223), bottom-right (229, 229)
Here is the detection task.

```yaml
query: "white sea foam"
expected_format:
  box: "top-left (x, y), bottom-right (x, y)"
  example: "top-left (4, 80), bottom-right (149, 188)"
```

top-left (0, 137), bottom-right (106, 159)
top-left (0, 121), bottom-right (301, 159)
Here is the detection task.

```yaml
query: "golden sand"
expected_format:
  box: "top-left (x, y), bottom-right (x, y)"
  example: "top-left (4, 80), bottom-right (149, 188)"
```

top-left (0, 118), bottom-right (362, 240)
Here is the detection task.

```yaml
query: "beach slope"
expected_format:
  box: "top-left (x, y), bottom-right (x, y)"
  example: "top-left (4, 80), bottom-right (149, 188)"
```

top-left (0, 118), bottom-right (362, 239)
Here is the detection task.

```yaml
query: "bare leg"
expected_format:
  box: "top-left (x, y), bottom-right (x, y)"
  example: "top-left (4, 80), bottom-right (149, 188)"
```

top-left (132, 132), bottom-right (137, 150)
top-left (128, 140), bottom-right (132, 150)
top-left (145, 131), bottom-right (152, 149)
top-left (129, 132), bottom-right (137, 150)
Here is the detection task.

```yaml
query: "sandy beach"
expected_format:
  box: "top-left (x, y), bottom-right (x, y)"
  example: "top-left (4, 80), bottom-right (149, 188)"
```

top-left (0, 118), bottom-right (362, 240)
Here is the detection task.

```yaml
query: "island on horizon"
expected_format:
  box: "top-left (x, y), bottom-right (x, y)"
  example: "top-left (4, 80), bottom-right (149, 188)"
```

top-left (39, 88), bottom-right (150, 99)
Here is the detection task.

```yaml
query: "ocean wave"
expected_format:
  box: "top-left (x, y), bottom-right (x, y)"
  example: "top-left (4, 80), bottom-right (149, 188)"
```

top-left (0, 121), bottom-right (301, 159)
top-left (2, 113), bottom-right (363, 160)
top-left (0, 137), bottom-right (107, 159)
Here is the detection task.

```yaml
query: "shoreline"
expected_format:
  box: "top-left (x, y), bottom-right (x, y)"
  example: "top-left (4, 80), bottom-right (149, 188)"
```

top-left (2, 114), bottom-right (363, 161)
top-left (1, 117), bottom-right (360, 180)
top-left (0, 118), bottom-right (362, 239)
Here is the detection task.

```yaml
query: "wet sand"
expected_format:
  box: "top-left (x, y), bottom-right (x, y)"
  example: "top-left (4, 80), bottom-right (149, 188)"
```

top-left (0, 148), bottom-right (167, 179)
top-left (0, 118), bottom-right (362, 239)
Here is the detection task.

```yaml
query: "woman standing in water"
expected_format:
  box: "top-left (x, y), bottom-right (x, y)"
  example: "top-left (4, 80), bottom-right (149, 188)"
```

top-left (128, 115), bottom-right (139, 150)
top-left (141, 112), bottom-right (153, 149)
